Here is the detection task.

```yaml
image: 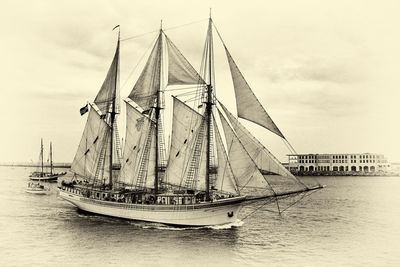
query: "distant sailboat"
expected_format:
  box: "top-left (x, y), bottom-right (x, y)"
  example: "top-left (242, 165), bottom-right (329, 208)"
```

top-left (59, 18), bottom-right (323, 226)
top-left (30, 140), bottom-right (66, 182)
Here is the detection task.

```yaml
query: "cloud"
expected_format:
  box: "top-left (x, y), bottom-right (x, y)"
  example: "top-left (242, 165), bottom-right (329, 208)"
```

top-left (260, 55), bottom-right (369, 84)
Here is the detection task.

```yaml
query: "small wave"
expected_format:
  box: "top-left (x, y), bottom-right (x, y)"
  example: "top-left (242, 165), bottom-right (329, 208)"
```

top-left (128, 219), bottom-right (245, 230)
top-left (206, 219), bottom-right (244, 229)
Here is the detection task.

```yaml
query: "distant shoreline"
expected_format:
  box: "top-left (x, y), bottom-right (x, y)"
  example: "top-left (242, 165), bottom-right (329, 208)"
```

top-left (0, 163), bottom-right (121, 170)
top-left (1, 164), bottom-right (397, 176)
top-left (0, 163), bottom-right (71, 168)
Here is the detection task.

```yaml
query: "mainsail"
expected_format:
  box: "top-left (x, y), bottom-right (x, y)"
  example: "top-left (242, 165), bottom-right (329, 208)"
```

top-left (118, 100), bottom-right (156, 189)
top-left (224, 46), bottom-right (284, 138)
top-left (71, 105), bottom-right (111, 182)
top-left (164, 97), bottom-right (204, 189)
top-left (72, 36), bottom-right (120, 186)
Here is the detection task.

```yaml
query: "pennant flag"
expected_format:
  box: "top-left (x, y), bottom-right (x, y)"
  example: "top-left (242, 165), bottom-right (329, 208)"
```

top-left (141, 109), bottom-right (151, 115)
top-left (100, 114), bottom-right (107, 119)
top-left (80, 104), bottom-right (89, 116)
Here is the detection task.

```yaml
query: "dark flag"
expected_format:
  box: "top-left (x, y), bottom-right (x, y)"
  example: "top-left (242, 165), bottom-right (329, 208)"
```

top-left (80, 104), bottom-right (89, 115)
top-left (100, 114), bottom-right (107, 119)
top-left (141, 109), bottom-right (151, 115)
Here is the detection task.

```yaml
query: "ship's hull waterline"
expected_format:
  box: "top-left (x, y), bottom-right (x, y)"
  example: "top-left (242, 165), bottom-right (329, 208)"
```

top-left (59, 190), bottom-right (245, 226)
top-left (26, 189), bottom-right (48, 195)
top-left (30, 175), bottom-right (60, 182)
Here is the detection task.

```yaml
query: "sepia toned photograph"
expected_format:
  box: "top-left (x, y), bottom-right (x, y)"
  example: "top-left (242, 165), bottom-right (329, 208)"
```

top-left (1, 0), bottom-right (399, 266)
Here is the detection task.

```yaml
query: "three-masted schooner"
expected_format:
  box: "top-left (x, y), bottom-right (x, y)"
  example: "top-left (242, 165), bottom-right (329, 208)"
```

top-left (59, 18), bottom-right (323, 226)
top-left (30, 139), bottom-right (66, 182)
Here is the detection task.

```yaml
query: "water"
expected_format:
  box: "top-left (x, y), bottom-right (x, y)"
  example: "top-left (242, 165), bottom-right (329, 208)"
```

top-left (1, 166), bottom-right (399, 266)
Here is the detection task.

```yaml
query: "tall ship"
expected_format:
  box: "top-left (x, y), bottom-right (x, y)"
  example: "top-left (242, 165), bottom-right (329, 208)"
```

top-left (30, 139), bottom-right (66, 182)
top-left (59, 18), bottom-right (323, 226)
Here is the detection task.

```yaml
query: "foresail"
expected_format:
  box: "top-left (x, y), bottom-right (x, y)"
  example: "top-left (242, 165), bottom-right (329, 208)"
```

top-left (94, 41), bottom-right (119, 114)
top-left (218, 108), bottom-right (275, 197)
top-left (224, 46), bottom-right (284, 138)
top-left (71, 106), bottom-right (111, 181)
top-left (165, 97), bottom-right (204, 189)
top-left (219, 103), bottom-right (292, 177)
top-left (128, 36), bottom-right (161, 111)
top-left (213, 115), bottom-right (239, 195)
top-left (165, 35), bottom-right (205, 86)
top-left (118, 101), bottom-right (156, 189)
top-left (219, 102), bottom-right (307, 194)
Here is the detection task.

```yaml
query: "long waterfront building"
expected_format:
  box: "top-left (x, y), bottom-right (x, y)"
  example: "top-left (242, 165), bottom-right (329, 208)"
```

top-left (287, 153), bottom-right (390, 174)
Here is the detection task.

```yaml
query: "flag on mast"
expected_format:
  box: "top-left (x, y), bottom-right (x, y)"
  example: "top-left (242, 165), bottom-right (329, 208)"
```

top-left (80, 104), bottom-right (89, 115)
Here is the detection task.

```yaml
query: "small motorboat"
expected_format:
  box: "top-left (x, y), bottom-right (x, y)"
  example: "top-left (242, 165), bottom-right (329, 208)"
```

top-left (26, 182), bottom-right (49, 195)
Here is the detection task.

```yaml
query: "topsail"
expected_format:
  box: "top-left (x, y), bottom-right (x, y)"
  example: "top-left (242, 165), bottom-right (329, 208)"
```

top-left (224, 46), bottom-right (284, 138)
top-left (128, 36), bottom-right (162, 111)
top-left (165, 35), bottom-right (205, 85)
top-left (94, 41), bottom-right (120, 114)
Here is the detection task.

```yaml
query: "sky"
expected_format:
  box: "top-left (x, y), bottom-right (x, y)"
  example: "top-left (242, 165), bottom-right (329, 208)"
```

top-left (1, 0), bottom-right (399, 163)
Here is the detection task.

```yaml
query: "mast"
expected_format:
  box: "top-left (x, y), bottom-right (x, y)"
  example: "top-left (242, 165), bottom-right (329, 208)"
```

top-left (41, 138), bottom-right (44, 175)
top-left (109, 27), bottom-right (120, 189)
top-left (50, 142), bottom-right (53, 175)
top-left (154, 24), bottom-right (163, 198)
top-left (205, 16), bottom-right (214, 201)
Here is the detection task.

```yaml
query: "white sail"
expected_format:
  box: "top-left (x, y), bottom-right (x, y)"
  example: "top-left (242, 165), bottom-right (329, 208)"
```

top-left (112, 121), bottom-right (122, 165)
top-left (219, 102), bottom-right (307, 194)
top-left (186, 119), bottom-right (207, 191)
top-left (94, 41), bottom-right (119, 114)
top-left (218, 108), bottom-right (275, 197)
top-left (165, 97), bottom-right (204, 188)
top-left (71, 106), bottom-right (111, 181)
top-left (145, 124), bottom-right (157, 189)
top-left (165, 35), bottom-right (205, 85)
top-left (213, 115), bottom-right (239, 195)
top-left (224, 46), bottom-right (284, 138)
top-left (219, 102), bottom-right (292, 177)
top-left (128, 36), bottom-right (161, 111)
top-left (119, 100), bottom-right (156, 188)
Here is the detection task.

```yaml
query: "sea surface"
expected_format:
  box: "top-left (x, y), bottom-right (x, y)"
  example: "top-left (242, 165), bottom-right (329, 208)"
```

top-left (0, 166), bottom-right (399, 266)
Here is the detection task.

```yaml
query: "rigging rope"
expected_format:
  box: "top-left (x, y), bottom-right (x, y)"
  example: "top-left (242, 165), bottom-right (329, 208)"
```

top-left (240, 198), bottom-right (278, 221)
top-left (121, 30), bottom-right (159, 42)
top-left (120, 35), bottom-right (159, 91)
top-left (164, 18), bottom-right (208, 32)
top-left (121, 18), bottom-right (207, 42)
top-left (162, 85), bottom-right (205, 92)
top-left (241, 189), bottom-right (320, 221)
